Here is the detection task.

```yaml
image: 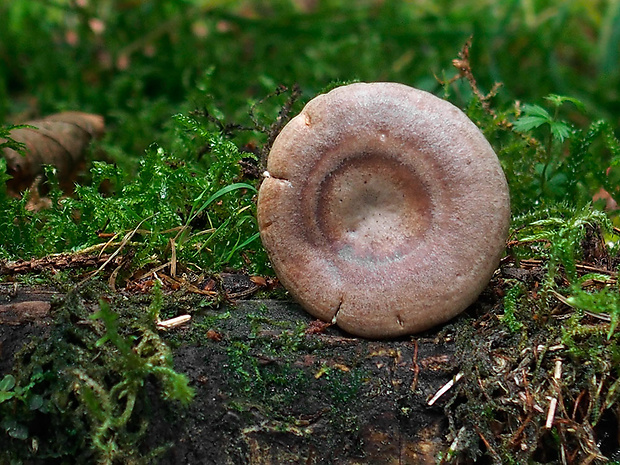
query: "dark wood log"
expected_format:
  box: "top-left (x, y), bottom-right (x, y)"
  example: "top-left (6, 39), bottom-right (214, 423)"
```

top-left (151, 299), bottom-right (456, 465)
top-left (0, 283), bottom-right (59, 325)
top-left (0, 283), bottom-right (457, 464)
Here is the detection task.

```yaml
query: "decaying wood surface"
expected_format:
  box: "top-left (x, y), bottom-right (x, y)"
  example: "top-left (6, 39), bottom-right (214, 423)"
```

top-left (0, 282), bottom-right (457, 464)
top-left (0, 252), bottom-right (119, 276)
top-left (0, 283), bottom-right (58, 325)
top-left (3, 244), bottom-right (620, 463)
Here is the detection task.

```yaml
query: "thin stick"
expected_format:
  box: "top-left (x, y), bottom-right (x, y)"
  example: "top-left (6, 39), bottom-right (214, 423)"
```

top-left (545, 359), bottom-right (563, 428)
top-left (133, 261), bottom-right (172, 281)
top-left (157, 314), bottom-right (191, 330)
top-left (575, 262), bottom-right (617, 278)
top-left (473, 424), bottom-right (502, 463)
top-left (552, 290), bottom-right (612, 321)
top-left (428, 372), bottom-right (463, 406)
top-left (169, 238), bottom-right (177, 278)
top-left (98, 233), bottom-right (120, 258)
top-left (410, 339), bottom-right (420, 392)
top-left (77, 215), bottom-right (153, 288)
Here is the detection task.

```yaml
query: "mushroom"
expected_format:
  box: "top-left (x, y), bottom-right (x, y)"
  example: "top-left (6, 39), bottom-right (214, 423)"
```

top-left (257, 82), bottom-right (510, 338)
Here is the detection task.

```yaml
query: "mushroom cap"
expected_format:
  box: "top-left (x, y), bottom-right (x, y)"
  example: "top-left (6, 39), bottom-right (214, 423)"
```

top-left (257, 82), bottom-right (510, 338)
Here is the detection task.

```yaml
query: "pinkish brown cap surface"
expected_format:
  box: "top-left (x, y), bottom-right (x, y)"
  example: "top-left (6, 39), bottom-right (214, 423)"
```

top-left (257, 82), bottom-right (510, 338)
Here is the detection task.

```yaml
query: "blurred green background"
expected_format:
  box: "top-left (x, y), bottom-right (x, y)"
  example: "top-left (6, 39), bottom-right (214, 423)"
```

top-left (2, 0), bottom-right (619, 150)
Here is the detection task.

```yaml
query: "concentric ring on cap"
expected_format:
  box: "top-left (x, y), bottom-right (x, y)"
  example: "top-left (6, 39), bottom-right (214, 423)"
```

top-left (257, 82), bottom-right (510, 338)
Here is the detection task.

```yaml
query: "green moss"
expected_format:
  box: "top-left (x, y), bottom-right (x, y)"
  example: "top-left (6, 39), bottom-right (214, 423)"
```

top-left (1, 115), bottom-right (266, 274)
top-left (0, 284), bottom-right (193, 464)
top-left (501, 283), bottom-right (525, 333)
top-left (217, 302), bottom-right (371, 440)
top-left (224, 308), bottom-right (314, 410)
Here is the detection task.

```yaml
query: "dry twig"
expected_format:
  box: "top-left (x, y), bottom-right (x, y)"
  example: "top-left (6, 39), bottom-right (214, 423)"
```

top-left (428, 372), bottom-right (463, 406)
top-left (545, 359), bottom-right (563, 429)
top-left (437, 36), bottom-right (502, 118)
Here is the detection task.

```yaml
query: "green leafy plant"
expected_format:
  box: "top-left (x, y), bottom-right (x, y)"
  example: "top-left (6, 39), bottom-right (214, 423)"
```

top-left (0, 124), bottom-right (27, 153)
top-left (0, 369), bottom-right (46, 442)
top-left (511, 95), bottom-right (620, 207)
top-left (512, 95), bottom-right (581, 199)
top-left (460, 88), bottom-right (620, 214)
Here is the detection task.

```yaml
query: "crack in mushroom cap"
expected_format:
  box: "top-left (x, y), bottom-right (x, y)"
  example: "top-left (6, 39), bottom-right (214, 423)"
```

top-left (257, 82), bottom-right (510, 339)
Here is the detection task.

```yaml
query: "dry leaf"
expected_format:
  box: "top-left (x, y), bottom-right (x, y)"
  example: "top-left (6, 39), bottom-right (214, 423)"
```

top-left (2, 111), bottom-right (105, 193)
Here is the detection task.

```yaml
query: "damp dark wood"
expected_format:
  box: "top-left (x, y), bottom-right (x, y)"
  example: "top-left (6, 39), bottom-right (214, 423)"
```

top-left (0, 283), bottom-right (458, 464)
